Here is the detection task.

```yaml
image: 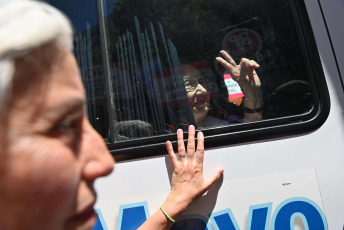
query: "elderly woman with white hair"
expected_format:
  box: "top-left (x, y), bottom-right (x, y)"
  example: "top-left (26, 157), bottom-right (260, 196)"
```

top-left (0, 0), bottom-right (223, 229)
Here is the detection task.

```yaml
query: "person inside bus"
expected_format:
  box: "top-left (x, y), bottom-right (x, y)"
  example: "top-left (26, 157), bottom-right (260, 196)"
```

top-left (183, 51), bottom-right (263, 129)
top-left (0, 1), bottom-right (224, 230)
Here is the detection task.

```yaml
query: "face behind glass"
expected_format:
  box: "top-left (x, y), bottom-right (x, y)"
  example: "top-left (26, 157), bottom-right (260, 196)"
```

top-left (0, 43), bottom-right (114, 230)
top-left (183, 73), bottom-right (211, 123)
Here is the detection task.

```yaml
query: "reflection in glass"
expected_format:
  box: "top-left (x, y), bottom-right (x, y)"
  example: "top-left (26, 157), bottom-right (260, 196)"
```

top-left (49, 0), bottom-right (315, 142)
top-left (75, 24), bottom-right (97, 132)
top-left (101, 0), bottom-right (314, 141)
top-left (45, 0), bottom-right (109, 139)
top-left (108, 17), bottom-right (195, 140)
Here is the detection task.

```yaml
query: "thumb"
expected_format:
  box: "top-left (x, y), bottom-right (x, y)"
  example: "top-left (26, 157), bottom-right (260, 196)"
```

top-left (203, 169), bottom-right (224, 192)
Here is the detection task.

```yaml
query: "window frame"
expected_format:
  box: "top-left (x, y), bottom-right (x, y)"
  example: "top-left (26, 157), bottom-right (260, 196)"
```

top-left (95, 0), bottom-right (330, 161)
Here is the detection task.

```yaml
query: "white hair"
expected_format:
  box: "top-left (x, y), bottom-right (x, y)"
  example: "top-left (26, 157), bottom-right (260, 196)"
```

top-left (0, 0), bottom-right (73, 116)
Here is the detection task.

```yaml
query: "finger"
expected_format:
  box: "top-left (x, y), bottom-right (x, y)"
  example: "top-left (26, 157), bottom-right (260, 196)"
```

top-left (239, 59), bottom-right (247, 83)
top-left (186, 125), bottom-right (196, 160)
top-left (195, 131), bottom-right (204, 165)
top-left (176, 129), bottom-right (186, 159)
top-left (244, 60), bottom-right (259, 83)
top-left (220, 50), bottom-right (236, 66)
top-left (241, 59), bottom-right (254, 82)
top-left (241, 58), bottom-right (251, 67)
top-left (243, 59), bottom-right (259, 69)
top-left (247, 69), bottom-right (255, 85)
top-left (250, 70), bottom-right (261, 87)
top-left (203, 169), bottom-right (224, 192)
top-left (166, 141), bottom-right (178, 166)
top-left (250, 60), bottom-right (260, 68)
top-left (216, 57), bottom-right (235, 75)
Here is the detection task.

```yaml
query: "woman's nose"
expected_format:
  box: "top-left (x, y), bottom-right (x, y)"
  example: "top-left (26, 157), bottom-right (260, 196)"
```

top-left (81, 119), bottom-right (115, 181)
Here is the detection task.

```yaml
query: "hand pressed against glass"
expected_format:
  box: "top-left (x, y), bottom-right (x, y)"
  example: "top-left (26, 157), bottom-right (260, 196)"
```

top-left (0, 43), bottom-right (114, 230)
top-left (164, 125), bottom-right (223, 219)
top-left (138, 125), bottom-right (224, 230)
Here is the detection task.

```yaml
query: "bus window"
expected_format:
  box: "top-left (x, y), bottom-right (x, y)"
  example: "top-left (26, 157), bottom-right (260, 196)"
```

top-left (45, 0), bottom-right (329, 160)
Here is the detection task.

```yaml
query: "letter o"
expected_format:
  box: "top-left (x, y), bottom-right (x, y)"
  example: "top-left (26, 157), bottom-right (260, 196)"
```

top-left (271, 197), bottom-right (327, 230)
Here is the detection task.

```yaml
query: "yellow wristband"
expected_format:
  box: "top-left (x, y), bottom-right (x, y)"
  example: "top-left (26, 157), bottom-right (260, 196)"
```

top-left (160, 205), bottom-right (176, 223)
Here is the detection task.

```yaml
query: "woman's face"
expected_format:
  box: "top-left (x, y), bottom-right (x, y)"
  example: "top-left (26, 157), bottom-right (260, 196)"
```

top-left (184, 73), bottom-right (210, 123)
top-left (0, 43), bottom-right (114, 230)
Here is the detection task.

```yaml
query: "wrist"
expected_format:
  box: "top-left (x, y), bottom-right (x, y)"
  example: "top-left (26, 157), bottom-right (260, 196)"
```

top-left (162, 193), bottom-right (190, 221)
top-left (243, 105), bottom-right (264, 113)
top-left (243, 97), bottom-right (263, 111)
top-left (160, 205), bottom-right (176, 223)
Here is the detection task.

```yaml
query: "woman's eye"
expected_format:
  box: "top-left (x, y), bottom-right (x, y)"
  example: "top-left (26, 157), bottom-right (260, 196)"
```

top-left (54, 121), bottom-right (77, 132)
top-left (49, 115), bottom-right (82, 146)
top-left (185, 80), bottom-right (195, 89)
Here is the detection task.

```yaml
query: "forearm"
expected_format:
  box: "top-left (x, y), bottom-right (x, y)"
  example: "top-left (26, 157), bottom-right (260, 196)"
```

top-left (137, 207), bottom-right (173, 230)
top-left (138, 194), bottom-right (189, 230)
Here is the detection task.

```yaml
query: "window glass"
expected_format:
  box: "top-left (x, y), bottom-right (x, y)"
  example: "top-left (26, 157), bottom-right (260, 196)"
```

top-left (102, 0), bottom-right (313, 142)
top-left (44, 0), bottom-right (110, 139)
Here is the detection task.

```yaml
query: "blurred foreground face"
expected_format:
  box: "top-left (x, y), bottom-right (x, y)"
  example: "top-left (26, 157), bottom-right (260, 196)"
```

top-left (0, 43), bottom-right (114, 230)
top-left (184, 74), bottom-right (210, 123)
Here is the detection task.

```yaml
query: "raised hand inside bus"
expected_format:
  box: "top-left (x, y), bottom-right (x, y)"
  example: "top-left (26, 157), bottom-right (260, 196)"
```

top-left (216, 50), bottom-right (263, 121)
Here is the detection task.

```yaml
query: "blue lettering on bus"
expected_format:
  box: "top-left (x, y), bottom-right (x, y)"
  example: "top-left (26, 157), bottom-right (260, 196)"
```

top-left (94, 197), bottom-right (327, 230)
top-left (247, 203), bottom-right (272, 230)
top-left (116, 201), bottom-right (150, 230)
top-left (209, 208), bottom-right (239, 230)
top-left (93, 209), bottom-right (107, 230)
top-left (271, 197), bottom-right (328, 230)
